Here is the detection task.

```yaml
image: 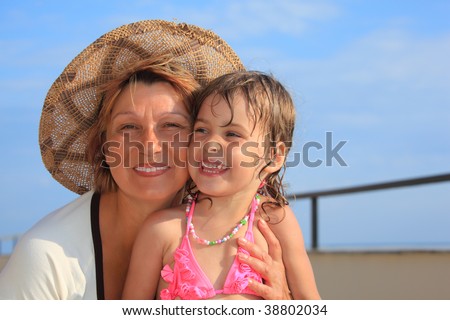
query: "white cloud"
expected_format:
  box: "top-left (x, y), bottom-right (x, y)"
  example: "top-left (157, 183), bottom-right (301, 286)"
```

top-left (323, 113), bottom-right (382, 128)
top-left (223, 0), bottom-right (340, 37)
top-left (338, 30), bottom-right (450, 89)
top-left (130, 0), bottom-right (340, 40)
top-left (273, 28), bottom-right (450, 130)
top-left (284, 29), bottom-right (450, 91)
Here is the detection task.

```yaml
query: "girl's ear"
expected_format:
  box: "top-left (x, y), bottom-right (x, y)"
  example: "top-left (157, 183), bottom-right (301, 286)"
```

top-left (264, 142), bottom-right (287, 174)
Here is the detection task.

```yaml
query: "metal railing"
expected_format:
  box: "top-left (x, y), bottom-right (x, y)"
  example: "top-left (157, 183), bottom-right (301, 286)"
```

top-left (0, 234), bottom-right (20, 256)
top-left (1, 173), bottom-right (450, 255)
top-left (287, 172), bottom-right (450, 251)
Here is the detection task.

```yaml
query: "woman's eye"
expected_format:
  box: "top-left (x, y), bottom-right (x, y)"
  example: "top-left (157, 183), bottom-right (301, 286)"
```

top-left (120, 124), bottom-right (138, 130)
top-left (164, 122), bottom-right (183, 128)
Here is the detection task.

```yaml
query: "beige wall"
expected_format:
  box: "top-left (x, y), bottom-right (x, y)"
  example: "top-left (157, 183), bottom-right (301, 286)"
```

top-left (1, 251), bottom-right (450, 299)
top-left (309, 251), bottom-right (450, 299)
top-left (0, 256), bottom-right (8, 272)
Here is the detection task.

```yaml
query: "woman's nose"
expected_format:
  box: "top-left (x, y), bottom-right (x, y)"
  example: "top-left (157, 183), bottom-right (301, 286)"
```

top-left (142, 127), bottom-right (162, 154)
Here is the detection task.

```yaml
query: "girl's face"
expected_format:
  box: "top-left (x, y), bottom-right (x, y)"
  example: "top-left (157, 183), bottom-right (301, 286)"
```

top-left (105, 81), bottom-right (190, 203)
top-left (188, 93), bottom-right (270, 198)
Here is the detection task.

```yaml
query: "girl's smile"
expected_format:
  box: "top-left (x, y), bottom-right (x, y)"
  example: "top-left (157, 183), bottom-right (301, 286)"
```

top-left (188, 93), bottom-right (268, 198)
top-left (200, 160), bottom-right (228, 176)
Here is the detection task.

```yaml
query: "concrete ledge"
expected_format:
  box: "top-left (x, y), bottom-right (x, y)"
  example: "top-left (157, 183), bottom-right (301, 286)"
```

top-left (2, 251), bottom-right (450, 299)
top-left (309, 250), bottom-right (450, 299)
top-left (0, 255), bottom-right (8, 271)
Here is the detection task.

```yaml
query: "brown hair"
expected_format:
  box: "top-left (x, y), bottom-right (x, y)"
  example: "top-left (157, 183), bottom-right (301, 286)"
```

top-left (190, 70), bottom-right (296, 214)
top-left (86, 55), bottom-right (200, 193)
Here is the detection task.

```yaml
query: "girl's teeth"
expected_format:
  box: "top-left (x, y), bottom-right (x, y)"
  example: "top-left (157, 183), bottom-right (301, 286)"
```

top-left (202, 161), bottom-right (224, 169)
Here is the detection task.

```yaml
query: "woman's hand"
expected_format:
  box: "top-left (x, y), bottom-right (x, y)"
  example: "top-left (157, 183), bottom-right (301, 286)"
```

top-left (237, 219), bottom-right (292, 300)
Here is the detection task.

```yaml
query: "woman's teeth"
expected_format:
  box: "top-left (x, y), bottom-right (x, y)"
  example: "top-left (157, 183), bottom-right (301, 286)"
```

top-left (135, 166), bottom-right (168, 173)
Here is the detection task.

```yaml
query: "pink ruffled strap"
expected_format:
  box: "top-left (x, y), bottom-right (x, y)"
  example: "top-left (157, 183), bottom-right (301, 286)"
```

top-left (161, 264), bottom-right (174, 283)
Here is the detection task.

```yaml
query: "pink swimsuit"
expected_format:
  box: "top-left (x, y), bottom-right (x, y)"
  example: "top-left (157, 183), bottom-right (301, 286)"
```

top-left (160, 197), bottom-right (262, 300)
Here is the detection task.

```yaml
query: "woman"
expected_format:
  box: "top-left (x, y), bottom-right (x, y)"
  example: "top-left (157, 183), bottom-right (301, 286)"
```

top-left (0, 20), bottom-right (291, 299)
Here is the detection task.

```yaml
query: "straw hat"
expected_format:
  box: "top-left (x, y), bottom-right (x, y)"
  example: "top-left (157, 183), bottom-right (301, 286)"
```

top-left (39, 19), bottom-right (244, 194)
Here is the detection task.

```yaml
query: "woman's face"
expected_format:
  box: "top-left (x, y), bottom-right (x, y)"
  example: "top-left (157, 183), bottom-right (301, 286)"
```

top-left (105, 81), bottom-right (190, 203)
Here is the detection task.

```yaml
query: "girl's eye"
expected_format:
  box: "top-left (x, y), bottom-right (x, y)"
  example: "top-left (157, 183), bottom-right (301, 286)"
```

top-left (226, 131), bottom-right (241, 138)
top-left (194, 127), bottom-right (207, 134)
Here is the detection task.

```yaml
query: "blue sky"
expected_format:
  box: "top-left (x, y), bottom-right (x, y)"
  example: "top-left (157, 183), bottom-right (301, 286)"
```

top-left (1, 0), bottom-right (449, 251)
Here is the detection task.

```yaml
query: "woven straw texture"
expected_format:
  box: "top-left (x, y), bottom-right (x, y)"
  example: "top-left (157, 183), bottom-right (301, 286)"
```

top-left (39, 20), bottom-right (244, 194)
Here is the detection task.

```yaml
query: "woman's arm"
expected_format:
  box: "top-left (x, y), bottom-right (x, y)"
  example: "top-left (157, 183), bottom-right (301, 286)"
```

top-left (237, 219), bottom-right (292, 299)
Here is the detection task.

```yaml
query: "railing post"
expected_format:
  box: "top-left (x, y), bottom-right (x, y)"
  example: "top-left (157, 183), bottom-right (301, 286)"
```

top-left (13, 235), bottom-right (18, 250)
top-left (311, 196), bottom-right (318, 250)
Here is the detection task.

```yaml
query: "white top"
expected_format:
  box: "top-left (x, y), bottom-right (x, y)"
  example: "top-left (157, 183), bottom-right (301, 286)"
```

top-left (0, 191), bottom-right (100, 299)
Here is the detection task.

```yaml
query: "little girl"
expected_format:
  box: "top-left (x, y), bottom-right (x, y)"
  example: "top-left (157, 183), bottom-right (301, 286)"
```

top-left (122, 71), bottom-right (320, 300)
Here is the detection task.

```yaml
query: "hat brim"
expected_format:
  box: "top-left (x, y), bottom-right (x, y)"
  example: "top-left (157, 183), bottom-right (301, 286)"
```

top-left (39, 19), bottom-right (244, 194)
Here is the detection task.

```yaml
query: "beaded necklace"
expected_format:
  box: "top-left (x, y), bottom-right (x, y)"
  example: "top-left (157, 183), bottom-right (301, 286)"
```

top-left (186, 193), bottom-right (261, 246)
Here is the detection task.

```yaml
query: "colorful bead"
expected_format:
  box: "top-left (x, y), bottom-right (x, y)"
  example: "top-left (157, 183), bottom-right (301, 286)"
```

top-left (188, 194), bottom-right (258, 246)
